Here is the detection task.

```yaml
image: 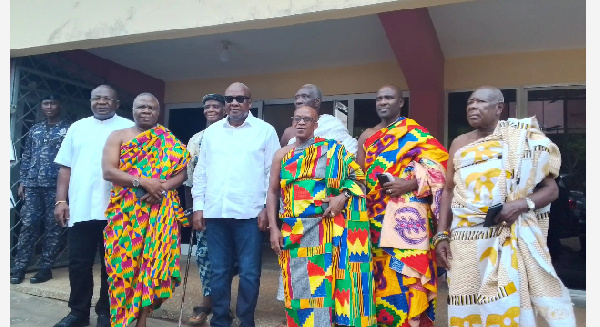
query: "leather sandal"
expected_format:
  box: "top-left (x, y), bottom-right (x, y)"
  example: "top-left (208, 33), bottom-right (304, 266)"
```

top-left (188, 306), bottom-right (212, 325)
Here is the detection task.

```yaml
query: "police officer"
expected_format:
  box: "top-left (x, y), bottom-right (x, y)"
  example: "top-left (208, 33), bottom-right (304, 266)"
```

top-left (11, 94), bottom-right (71, 284)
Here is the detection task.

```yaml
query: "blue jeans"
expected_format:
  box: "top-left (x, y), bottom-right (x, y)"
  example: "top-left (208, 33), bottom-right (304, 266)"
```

top-left (205, 218), bottom-right (263, 327)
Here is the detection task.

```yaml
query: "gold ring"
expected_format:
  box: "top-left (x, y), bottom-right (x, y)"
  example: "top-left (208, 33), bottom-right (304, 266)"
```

top-left (330, 212), bottom-right (335, 217)
top-left (387, 189), bottom-right (392, 194)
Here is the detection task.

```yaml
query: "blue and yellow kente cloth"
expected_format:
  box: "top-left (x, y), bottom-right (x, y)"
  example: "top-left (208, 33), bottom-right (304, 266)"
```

top-left (364, 117), bottom-right (448, 327)
top-left (279, 137), bottom-right (376, 327)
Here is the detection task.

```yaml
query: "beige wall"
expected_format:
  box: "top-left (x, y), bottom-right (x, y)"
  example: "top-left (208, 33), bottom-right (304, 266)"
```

top-left (11, 0), bottom-right (471, 57)
top-left (165, 61), bottom-right (407, 103)
top-left (445, 49), bottom-right (586, 90)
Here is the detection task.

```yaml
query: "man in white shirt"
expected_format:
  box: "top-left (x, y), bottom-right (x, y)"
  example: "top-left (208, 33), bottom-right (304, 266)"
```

top-left (52, 85), bottom-right (134, 327)
top-left (280, 84), bottom-right (358, 154)
top-left (192, 82), bottom-right (280, 327)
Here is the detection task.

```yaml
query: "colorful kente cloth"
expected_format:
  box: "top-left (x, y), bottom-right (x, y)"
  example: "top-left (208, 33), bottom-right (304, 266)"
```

top-left (104, 124), bottom-right (190, 327)
top-left (447, 118), bottom-right (575, 327)
top-left (279, 137), bottom-right (376, 327)
top-left (363, 117), bottom-right (448, 327)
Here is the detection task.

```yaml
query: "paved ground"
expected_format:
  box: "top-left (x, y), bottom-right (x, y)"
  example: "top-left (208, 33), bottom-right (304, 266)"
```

top-left (10, 244), bottom-right (587, 326)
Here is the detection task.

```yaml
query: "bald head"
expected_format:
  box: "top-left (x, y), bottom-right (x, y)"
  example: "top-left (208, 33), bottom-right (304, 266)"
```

top-left (294, 84), bottom-right (322, 110)
top-left (378, 84), bottom-right (404, 99)
top-left (376, 84), bottom-right (405, 121)
top-left (292, 105), bottom-right (319, 143)
top-left (466, 86), bottom-right (505, 130)
top-left (226, 82), bottom-right (251, 98)
top-left (473, 86), bottom-right (504, 104)
top-left (134, 92), bottom-right (160, 110)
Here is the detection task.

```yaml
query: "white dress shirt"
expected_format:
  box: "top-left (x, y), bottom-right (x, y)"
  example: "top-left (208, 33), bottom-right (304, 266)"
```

top-left (288, 114), bottom-right (358, 154)
top-left (192, 113), bottom-right (280, 219)
top-left (54, 114), bottom-right (134, 227)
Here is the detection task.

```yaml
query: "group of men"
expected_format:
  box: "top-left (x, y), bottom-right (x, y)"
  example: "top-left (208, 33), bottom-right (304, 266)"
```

top-left (9, 81), bottom-right (576, 327)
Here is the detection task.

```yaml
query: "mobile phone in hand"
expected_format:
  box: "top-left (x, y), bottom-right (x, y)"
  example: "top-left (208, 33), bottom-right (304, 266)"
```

top-left (135, 187), bottom-right (147, 198)
top-left (484, 203), bottom-right (503, 227)
top-left (376, 173), bottom-right (391, 185)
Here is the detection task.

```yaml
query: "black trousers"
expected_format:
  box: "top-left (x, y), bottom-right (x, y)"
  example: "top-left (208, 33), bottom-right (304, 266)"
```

top-left (67, 220), bottom-right (110, 317)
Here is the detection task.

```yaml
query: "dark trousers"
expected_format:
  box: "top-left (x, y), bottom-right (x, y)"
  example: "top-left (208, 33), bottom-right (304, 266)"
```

top-left (14, 187), bottom-right (63, 271)
top-left (67, 220), bottom-right (110, 318)
top-left (206, 218), bottom-right (263, 327)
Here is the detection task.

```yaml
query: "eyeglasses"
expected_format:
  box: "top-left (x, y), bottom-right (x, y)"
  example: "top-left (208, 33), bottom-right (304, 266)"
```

top-left (224, 96), bottom-right (250, 104)
top-left (291, 116), bottom-right (317, 124)
top-left (91, 96), bottom-right (117, 103)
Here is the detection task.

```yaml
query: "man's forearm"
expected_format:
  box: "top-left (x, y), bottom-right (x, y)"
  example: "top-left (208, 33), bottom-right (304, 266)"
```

top-left (56, 167), bottom-right (71, 201)
top-left (163, 170), bottom-right (187, 190)
top-left (437, 188), bottom-right (453, 232)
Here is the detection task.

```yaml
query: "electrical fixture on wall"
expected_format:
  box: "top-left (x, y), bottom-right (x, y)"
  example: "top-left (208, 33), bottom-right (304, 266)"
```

top-left (219, 40), bottom-right (231, 62)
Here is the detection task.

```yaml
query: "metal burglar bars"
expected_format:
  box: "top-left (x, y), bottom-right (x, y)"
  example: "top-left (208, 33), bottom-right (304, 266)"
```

top-left (9, 54), bottom-right (134, 272)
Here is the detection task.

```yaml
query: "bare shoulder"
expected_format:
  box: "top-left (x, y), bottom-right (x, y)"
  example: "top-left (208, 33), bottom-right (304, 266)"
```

top-left (275, 144), bottom-right (295, 159)
top-left (448, 132), bottom-right (475, 155)
top-left (357, 127), bottom-right (378, 145)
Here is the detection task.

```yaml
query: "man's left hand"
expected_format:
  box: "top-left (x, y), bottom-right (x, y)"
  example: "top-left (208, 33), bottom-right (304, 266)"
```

top-left (382, 178), bottom-right (418, 198)
top-left (322, 194), bottom-right (347, 218)
top-left (495, 199), bottom-right (528, 227)
top-left (257, 208), bottom-right (269, 232)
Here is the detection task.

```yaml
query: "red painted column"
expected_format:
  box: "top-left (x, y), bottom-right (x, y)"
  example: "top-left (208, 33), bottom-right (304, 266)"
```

top-left (379, 8), bottom-right (445, 141)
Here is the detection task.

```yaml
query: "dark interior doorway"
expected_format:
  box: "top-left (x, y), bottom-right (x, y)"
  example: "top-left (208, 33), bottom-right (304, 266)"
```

top-left (168, 107), bottom-right (207, 245)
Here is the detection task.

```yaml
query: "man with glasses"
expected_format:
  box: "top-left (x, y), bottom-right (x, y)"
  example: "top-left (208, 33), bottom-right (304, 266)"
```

top-left (11, 94), bottom-right (71, 285)
top-left (280, 84), bottom-right (357, 154)
top-left (192, 82), bottom-right (280, 327)
top-left (52, 85), bottom-right (133, 327)
top-left (276, 84), bottom-right (358, 326)
top-left (266, 105), bottom-right (376, 326)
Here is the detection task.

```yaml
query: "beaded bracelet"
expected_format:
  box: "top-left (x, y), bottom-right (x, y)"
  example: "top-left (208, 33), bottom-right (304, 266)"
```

top-left (432, 231), bottom-right (450, 247)
top-left (433, 235), bottom-right (449, 247)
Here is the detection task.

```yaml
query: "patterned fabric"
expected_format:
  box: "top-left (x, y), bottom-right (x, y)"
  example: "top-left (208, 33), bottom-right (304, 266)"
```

top-left (20, 120), bottom-right (71, 187)
top-left (447, 118), bottom-right (575, 327)
top-left (104, 124), bottom-right (190, 327)
top-left (194, 230), bottom-right (212, 297)
top-left (183, 130), bottom-right (204, 188)
top-left (363, 117), bottom-right (448, 327)
top-left (279, 137), bottom-right (376, 327)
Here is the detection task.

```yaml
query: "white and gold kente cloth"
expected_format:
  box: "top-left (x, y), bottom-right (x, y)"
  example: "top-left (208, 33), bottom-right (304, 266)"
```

top-left (447, 117), bottom-right (575, 327)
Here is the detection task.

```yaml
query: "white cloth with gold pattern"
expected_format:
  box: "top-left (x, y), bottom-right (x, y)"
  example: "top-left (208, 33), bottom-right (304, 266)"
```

top-left (447, 117), bottom-right (575, 327)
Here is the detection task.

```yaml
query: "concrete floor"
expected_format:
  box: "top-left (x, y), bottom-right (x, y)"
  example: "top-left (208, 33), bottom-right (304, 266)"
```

top-left (10, 244), bottom-right (587, 326)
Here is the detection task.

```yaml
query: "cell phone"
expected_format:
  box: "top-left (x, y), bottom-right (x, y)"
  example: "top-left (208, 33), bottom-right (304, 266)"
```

top-left (321, 202), bottom-right (329, 211)
top-left (376, 173), bottom-right (391, 185)
top-left (135, 187), bottom-right (148, 198)
top-left (484, 203), bottom-right (504, 227)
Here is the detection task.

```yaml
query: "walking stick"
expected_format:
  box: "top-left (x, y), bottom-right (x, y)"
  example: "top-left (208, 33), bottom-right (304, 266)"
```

top-left (178, 208), bottom-right (196, 327)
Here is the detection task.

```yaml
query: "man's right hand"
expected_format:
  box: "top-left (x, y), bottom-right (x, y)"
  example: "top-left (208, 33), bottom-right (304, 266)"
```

top-left (435, 240), bottom-right (452, 269)
top-left (192, 210), bottom-right (205, 231)
top-left (54, 202), bottom-right (70, 227)
top-left (18, 184), bottom-right (25, 200)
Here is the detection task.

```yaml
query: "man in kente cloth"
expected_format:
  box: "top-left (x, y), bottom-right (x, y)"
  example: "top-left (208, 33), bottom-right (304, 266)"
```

top-left (356, 85), bottom-right (448, 327)
top-left (101, 93), bottom-right (190, 327)
top-left (266, 105), bottom-right (376, 327)
top-left (436, 86), bottom-right (576, 326)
